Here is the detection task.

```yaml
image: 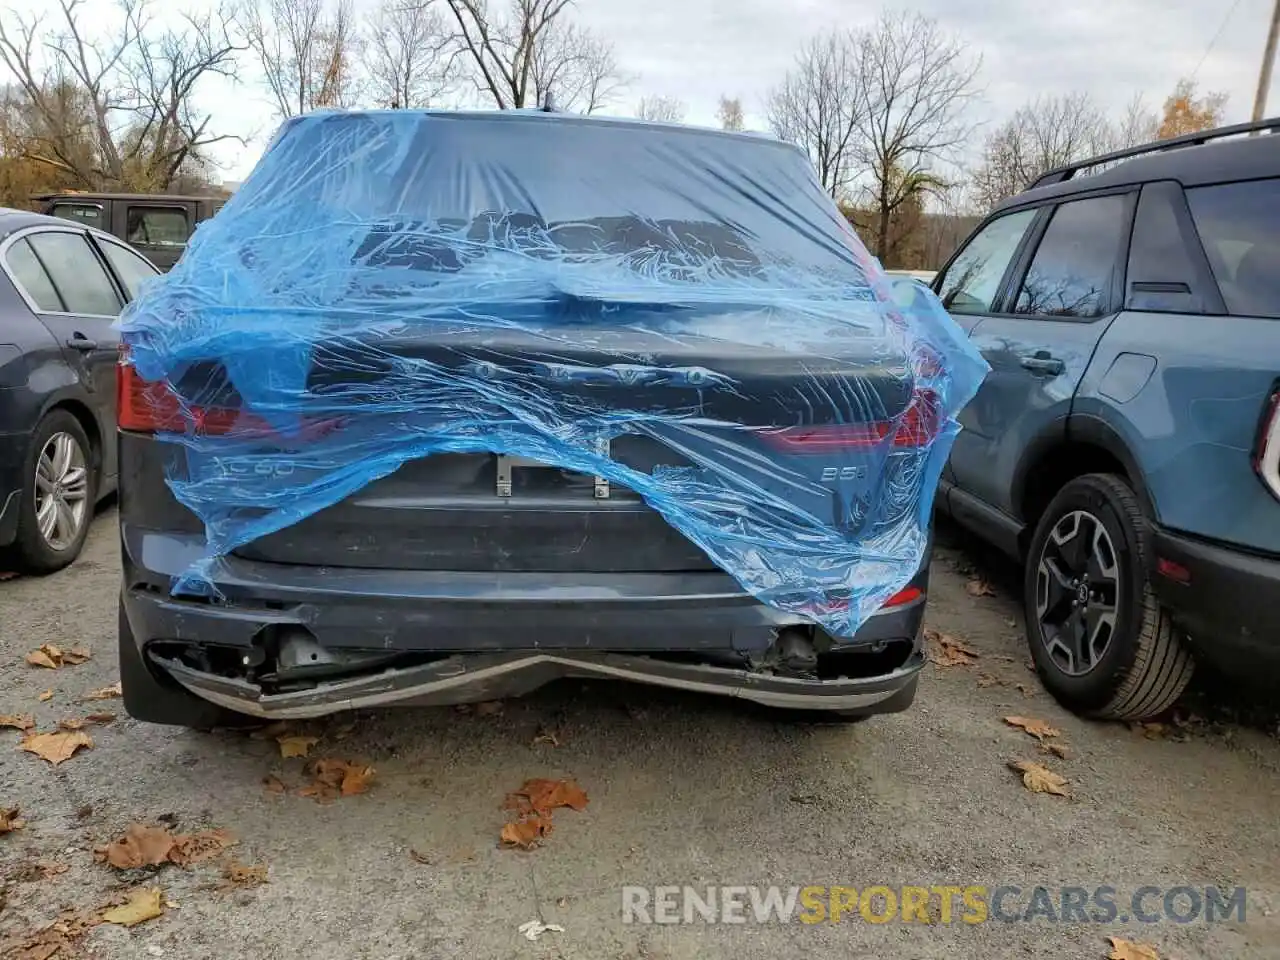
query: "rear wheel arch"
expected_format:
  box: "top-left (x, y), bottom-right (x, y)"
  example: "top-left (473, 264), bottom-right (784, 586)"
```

top-left (42, 396), bottom-right (102, 474)
top-left (1014, 418), bottom-right (1154, 549)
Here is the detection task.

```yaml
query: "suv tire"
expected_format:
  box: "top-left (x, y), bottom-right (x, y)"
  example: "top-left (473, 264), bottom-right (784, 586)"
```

top-left (119, 599), bottom-right (254, 730)
top-left (1023, 473), bottom-right (1193, 721)
top-left (11, 410), bottom-right (96, 574)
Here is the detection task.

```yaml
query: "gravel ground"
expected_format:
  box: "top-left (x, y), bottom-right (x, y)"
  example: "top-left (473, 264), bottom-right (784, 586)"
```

top-left (1, 507), bottom-right (1278, 960)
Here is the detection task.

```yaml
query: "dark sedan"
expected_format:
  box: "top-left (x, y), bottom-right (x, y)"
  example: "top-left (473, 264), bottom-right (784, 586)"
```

top-left (0, 208), bottom-right (160, 572)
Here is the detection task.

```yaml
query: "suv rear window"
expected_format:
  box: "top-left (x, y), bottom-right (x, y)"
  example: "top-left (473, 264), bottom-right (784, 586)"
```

top-left (1186, 179), bottom-right (1280, 319)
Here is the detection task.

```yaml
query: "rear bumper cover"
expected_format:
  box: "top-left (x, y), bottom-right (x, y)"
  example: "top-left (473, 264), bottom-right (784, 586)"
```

top-left (1149, 524), bottom-right (1280, 671)
top-left (121, 523), bottom-right (927, 715)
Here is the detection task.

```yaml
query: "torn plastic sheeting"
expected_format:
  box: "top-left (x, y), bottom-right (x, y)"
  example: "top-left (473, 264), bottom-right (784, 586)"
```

top-left (116, 110), bottom-right (987, 638)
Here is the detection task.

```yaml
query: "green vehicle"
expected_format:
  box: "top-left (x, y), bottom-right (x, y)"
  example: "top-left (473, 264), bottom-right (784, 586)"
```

top-left (35, 193), bottom-right (226, 271)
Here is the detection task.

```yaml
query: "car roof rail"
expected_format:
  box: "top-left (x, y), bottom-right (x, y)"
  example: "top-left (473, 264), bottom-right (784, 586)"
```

top-left (1028, 116), bottom-right (1280, 189)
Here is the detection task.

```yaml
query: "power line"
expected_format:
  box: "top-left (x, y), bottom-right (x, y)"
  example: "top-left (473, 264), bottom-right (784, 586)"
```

top-left (1192, 0), bottom-right (1246, 79)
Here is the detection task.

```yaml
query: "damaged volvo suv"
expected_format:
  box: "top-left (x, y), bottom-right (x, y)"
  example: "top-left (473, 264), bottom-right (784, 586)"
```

top-left (116, 110), bottom-right (984, 728)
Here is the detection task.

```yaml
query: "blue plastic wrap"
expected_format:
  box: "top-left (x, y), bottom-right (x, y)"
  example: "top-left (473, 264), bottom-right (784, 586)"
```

top-left (117, 110), bottom-right (987, 638)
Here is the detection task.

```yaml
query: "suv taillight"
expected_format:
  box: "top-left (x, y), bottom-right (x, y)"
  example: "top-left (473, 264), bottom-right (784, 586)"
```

top-left (1255, 387), bottom-right (1280, 501)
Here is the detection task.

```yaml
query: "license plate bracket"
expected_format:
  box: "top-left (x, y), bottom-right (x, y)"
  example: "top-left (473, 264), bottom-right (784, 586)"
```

top-left (495, 442), bottom-right (610, 499)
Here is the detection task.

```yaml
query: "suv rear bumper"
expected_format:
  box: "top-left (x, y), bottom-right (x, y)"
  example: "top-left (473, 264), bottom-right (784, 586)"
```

top-left (121, 523), bottom-right (928, 717)
top-left (1149, 524), bottom-right (1280, 673)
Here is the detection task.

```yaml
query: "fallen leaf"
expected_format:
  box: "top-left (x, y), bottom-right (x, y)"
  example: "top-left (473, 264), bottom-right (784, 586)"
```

top-left (501, 815), bottom-right (553, 850)
top-left (409, 848), bottom-right (431, 865)
top-left (1041, 741), bottom-right (1071, 759)
top-left (218, 859), bottom-right (268, 890)
top-left (263, 775), bottom-right (287, 795)
top-left (1016, 683), bottom-right (1036, 698)
top-left (517, 919), bottom-right (564, 942)
top-left (57, 718), bottom-right (86, 731)
top-left (1004, 715), bottom-right (1062, 741)
top-left (1133, 722), bottom-right (1168, 740)
top-left (169, 829), bottom-right (236, 866)
top-left (531, 729), bottom-right (560, 747)
top-left (0, 714), bottom-right (35, 731)
top-left (1008, 760), bottom-right (1070, 797)
top-left (1107, 936), bottom-right (1161, 960)
top-left (38, 689), bottom-right (53, 702)
top-left (63, 647), bottom-right (91, 665)
top-left (276, 734), bottom-right (319, 759)
top-left (504, 778), bottom-right (589, 816)
top-left (25, 646), bottom-right (60, 669)
top-left (85, 713), bottom-right (117, 725)
top-left (81, 683), bottom-right (122, 701)
top-left (1, 906), bottom-right (101, 958)
top-left (298, 759), bottom-right (376, 800)
top-left (976, 673), bottom-right (1003, 688)
top-left (925, 628), bottom-right (980, 667)
top-left (1, 806), bottom-right (25, 833)
top-left (97, 824), bottom-right (178, 869)
top-left (475, 700), bottom-right (504, 717)
top-left (100, 887), bottom-right (164, 927)
top-left (965, 578), bottom-right (997, 598)
top-left (20, 730), bottom-right (93, 765)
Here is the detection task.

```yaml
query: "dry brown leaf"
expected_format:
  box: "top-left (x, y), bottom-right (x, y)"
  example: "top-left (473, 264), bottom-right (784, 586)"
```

top-left (965, 578), bottom-right (997, 598)
top-left (1008, 760), bottom-right (1070, 797)
top-left (1016, 683), bottom-right (1036, 698)
top-left (81, 683), bottom-right (122, 701)
top-left (263, 774), bottom-right (288, 794)
top-left (475, 700), bottom-right (504, 717)
top-left (925, 628), bottom-right (980, 667)
top-left (169, 829), bottom-right (236, 866)
top-left (63, 647), bottom-right (91, 665)
top-left (1133, 722), bottom-right (1168, 740)
top-left (408, 849), bottom-right (431, 865)
top-left (976, 673), bottom-right (1004, 688)
top-left (219, 859), bottom-right (268, 890)
top-left (1107, 936), bottom-right (1161, 960)
top-left (25, 646), bottom-right (60, 669)
top-left (277, 734), bottom-right (319, 759)
top-left (0, 713), bottom-right (35, 732)
top-left (100, 887), bottom-right (164, 927)
top-left (97, 824), bottom-right (178, 869)
top-left (1004, 715), bottom-right (1062, 741)
top-left (504, 778), bottom-right (590, 816)
top-left (85, 713), bottom-right (117, 725)
top-left (298, 759), bottom-right (375, 800)
top-left (57, 718), bottom-right (85, 731)
top-left (1, 806), bottom-right (25, 833)
top-left (1041, 741), bottom-right (1071, 760)
top-left (20, 730), bottom-right (93, 765)
top-left (1, 905), bottom-right (102, 959)
top-left (500, 815), bottom-right (553, 850)
top-left (37, 689), bottom-right (53, 702)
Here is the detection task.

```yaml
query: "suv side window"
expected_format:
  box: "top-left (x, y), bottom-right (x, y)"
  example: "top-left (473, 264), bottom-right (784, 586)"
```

top-left (1185, 178), bottom-right (1280, 319)
top-left (936, 209), bottom-right (1036, 314)
top-left (126, 206), bottom-right (189, 250)
top-left (50, 202), bottom-right (105, 231)
top-left (1013, 194), bottom-right (1128, 319)
top-left (26, 231), bottom-right (123, 316)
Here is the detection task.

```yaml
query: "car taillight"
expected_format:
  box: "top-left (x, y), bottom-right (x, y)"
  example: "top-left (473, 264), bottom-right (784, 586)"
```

top-left (117, 359), bottom-right (244, 434)
top-left (1254, 387), bottom-right (1280, 501)
top-left (762, 388), bottom-right (941, 452)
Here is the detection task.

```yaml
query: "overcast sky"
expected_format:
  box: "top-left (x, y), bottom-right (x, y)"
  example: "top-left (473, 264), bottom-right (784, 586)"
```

top-left (7, 0), bottom-right (1279, 180)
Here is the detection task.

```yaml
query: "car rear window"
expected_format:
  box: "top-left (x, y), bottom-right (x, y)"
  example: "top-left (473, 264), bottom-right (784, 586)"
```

top-left (1186, 178), bottom-right (1280, 319)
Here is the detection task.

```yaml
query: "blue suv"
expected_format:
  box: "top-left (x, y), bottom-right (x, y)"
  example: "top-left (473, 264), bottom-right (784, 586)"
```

top-left (933, 120), bottom-right (1280, 720)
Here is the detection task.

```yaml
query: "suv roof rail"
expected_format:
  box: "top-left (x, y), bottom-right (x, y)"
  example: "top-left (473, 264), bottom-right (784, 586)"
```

top-left (1028, 116), bottom-right (1280, 189)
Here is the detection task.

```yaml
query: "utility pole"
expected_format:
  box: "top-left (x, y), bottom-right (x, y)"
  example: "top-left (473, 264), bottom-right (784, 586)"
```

top-left (1253, 0), bottom-right (1280, 122)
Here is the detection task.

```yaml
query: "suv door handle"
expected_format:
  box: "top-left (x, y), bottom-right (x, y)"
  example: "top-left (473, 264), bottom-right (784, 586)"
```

top-left (66, 336), bottom-right (97, 351)
top-left (1019, 352), bottom-right (1064, 375)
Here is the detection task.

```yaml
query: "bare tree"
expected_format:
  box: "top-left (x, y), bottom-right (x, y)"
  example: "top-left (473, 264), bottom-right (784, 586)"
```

top-left (0, 0), bottom-right (241, 192)
top-left (970, 93), bottom-right (1112, 210)
top-left (444, 0), bottom-right (624, 111)
top-left (636, 95), bottom-right (685, 123)
top-left (1110, 93), bottom-right (1159, 149)
top-left (716, 95), bottom-right (744, 131)
top-left (245, 0), bottom-right (363, 117)
top-left (366, 0), bottom-right (453, 108)
top-left (766, 32), bottom-right (862, 197)
top-left (850, 12), bottom-right (980, 260)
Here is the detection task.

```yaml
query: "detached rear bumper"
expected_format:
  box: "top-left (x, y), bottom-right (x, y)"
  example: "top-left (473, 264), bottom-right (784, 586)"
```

top-left (121, 523), bottom-right (928, 716)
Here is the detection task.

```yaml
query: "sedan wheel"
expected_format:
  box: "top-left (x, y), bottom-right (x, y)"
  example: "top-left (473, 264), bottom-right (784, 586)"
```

top-left (34, 431), bottom-right (90, 552)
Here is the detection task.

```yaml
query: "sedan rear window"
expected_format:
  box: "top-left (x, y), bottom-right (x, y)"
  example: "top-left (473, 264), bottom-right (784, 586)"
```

top-left (1186, 178), bottom-right (1280, 319)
